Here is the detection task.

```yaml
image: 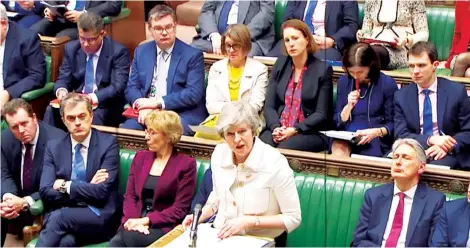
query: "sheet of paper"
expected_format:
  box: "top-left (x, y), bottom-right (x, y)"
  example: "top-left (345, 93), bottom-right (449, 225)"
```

top-left (7, 11), bottom-right (18, 18)
top-left (189, 125), bottom-right (219, 136)
top-left (320, 130), bottom-right (358, 141)
top-left (164, 224), bottom-right (269, 248)
top-left (40, 1), bottom-right (67, 17)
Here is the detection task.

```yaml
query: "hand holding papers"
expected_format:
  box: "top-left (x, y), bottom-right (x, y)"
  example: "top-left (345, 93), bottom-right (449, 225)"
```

top-left (321, 131), bottom-right (360, 145)
top-left (40, 1), bottom-right (67, 17)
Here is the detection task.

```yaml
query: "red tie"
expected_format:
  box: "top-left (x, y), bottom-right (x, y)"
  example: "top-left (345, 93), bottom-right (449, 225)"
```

top-left (385, 192), bottom-right (405, 248)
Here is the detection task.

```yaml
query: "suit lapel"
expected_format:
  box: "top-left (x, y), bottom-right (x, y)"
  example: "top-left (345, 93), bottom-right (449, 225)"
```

top-left (78, 49), bottom-right (87, 92)
top-left (324, 1), bottom-right (333, 34)
top-left (407, 84), bottom-right (421, 132)
top-left (405, 184), bottom-right (427, 246)
top-left (302, 57), bottom-right (319, 101)
top-left (218, 60), bottom-right (230, 101)
top-left (138, 152), bottom-right (155, 199)
top-left (95, 38), bottom-right (109, 88)
top-left (437, 78), bottom-right (447, 132)
top-left (377, 184), bottom-right (394, 241)
top-left (64, 136), bottom-right (73, 180)
top-left (457, 202), bottom-right (470, 246)
top-left (167, 41), bottom-right (182, 93)
top-left (153, 151), bottom-right (178, 201)
top-left (3, 23), bottom-right (16, 83)
top-left (85, 0), bottom-right (91, 9)
top-left (299, 1), bottom-right (308, 20)
top-left (85, 130), bottom-right (97, 182)
top-left (278, 58), bottom-right (293, 100)
top-left (237, 1), bottom-right (249, 24)
top-left (145, 42), bottom-right (157, 95)
top-left (32, 124), bottom-right (47, 189)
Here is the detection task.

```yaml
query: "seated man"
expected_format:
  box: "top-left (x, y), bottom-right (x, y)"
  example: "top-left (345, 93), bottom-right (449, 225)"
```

top-left (191, 0), bottom-right (274, 56)
top-left (0, 99), bottom-right (64, 246)
top-left (353, 138), bottom-right (445, 247)
top-left (30, 0), bottom-right (121, 39)
top-left (2, 0), bottom-right (45, 28)
top-left (394, 41), bottom-right (470, 170)
top-left (122, 5), bottom-right (206, 135)
top-left (36, 93), bottom-right (121, 246)
top-left (267, 0), bottom-right (359, 61)
top-left (191, 168), bottom-right (212, 210)
top-left (431, 180), bottom-right (470, 247)
top-left (0, 4), bottom-right (46, 107)
top-left (43, 11), bottom-right (130, 129)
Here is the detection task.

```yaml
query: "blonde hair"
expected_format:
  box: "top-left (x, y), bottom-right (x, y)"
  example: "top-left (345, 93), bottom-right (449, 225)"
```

top-left (144, 110), bottom-right (183, 146)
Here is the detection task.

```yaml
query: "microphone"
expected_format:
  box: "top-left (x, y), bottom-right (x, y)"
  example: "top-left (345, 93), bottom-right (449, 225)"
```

top-left (189, 204), bottom-right (202, 248)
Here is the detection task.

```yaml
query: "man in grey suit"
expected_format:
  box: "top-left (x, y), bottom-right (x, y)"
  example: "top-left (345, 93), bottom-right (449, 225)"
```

top-left (191, 0), bottom-right (274, 56)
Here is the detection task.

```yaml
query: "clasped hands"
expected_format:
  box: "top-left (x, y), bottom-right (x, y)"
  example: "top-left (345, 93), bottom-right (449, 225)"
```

top-left (123, 217), bottom-right (150, 235)
top-left (356, 29), bottom-right (409, 49)
top-left (45, 8), bottom-right (83, 23)
top-left (52, 169), bottom-right (109, 191)
top-left (133, 98), bottom-right (162, 124)
top-left (426, 135), bottom-right (457, 161)
top-left (273, 126), bottom-right (298, 144)
top-left (312, 35), bottom-right (335, 50)
top-left (0, 193), bottom-right (28, 219)
top-left (182, 215), bottom-right (248, 240)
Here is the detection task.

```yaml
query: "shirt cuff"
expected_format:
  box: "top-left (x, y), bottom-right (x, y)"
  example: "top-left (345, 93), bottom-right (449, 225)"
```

top-left (65, 181), bottom-right (72, 194)
top-left (89, 93), bottom-right (99, 105)
top-left (56, 88), bottom-right (68, 98)
top-left (158, 97), bottom-right (165, 110)
top-left (209, 32), bottom-right (220, 41)
top-left (23, 196), bottom-right (35, 207)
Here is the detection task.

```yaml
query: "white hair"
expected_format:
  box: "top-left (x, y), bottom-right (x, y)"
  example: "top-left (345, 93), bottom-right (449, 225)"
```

top-left (0, 4), bottom-right (7, 20)
top-left (216, 101), bottom-right (260, 138)
top-left (392, 138), bottom-right (427, 164)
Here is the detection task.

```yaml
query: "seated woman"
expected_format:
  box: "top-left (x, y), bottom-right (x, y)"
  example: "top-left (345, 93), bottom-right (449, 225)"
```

top-left (109, 110), bottom-right (197, 247)
top-left (2, 0), bottom-right (44, 28)
top-left (182, 101), bottom-right (301, 247)
top-left (195, 24), bottom-right (268, 140)
top-left (261, 19), bottom-right (332, 152)
top-left (357, 0), bottom-right (428, 70)
top-left (332, 43), bottom-right (398, 157)
top-left (268, 0), bottom-right (359, 62)
top-left (446, 1), bottom-right (470, 78)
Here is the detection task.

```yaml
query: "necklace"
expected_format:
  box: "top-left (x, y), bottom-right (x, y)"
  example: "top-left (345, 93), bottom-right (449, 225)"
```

top-left (359, 85), bottom-right (370, 99)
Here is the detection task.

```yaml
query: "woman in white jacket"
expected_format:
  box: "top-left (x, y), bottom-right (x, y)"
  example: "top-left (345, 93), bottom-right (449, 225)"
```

top-left (195, 24), bottom-right (268, 140)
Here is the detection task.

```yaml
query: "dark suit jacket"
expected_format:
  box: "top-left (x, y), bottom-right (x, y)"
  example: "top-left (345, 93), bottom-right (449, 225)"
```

top-left (263, 54), bottom-right (333, 133)
top-left (283, 1), bottom-right (359, 53)
top-left (353, 183), bottom-right (445, 247)
top-left (122, 150), bottom-right (197, 233)
top-left (3, 21), bottom-right (46, 99)
top-left (46, 0), bottom-right (121, 17)
top-left (39, 128), bottom-right (121, 222)
top-left (54, 36), bottom-right (130, 108)
top-left (1, 122), bottom-right (65, 201)
top-left (431, 198), bottom-right (470, 247)
top-left (2, 1), bottom-right (45, 17)
top-left (394, 77), bottom-right (470, 169)
top-left (191, 168), bottom-right (212, 209)
top-left (125, 39), bottom-right (207, 127)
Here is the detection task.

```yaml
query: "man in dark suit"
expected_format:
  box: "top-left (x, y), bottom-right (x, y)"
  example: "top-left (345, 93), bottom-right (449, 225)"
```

top-left (267, 0), bottom-right (359, 60)
top-left (353, 138), bottom-right (445, 247)
top-left (191, 0), bottom-right (274, 56)
top-left (31, 0), bottom-right (121, 39)
top-left (122, 5), bottom-right (206, 135)
top-left (394, 41), bottom-right (470, 170)
top-left (0, 99), bottom-right (64, 247)
top-left (43, 11), bottom-right (130, 129)
top-left (2, 0), bottom-right (45, 28)
top-left (431, 182), bottom-right (470, 247)
top-left (36, 93), bottom-right (121, 247)
top-left (0, 4), bottom-right (46, 107)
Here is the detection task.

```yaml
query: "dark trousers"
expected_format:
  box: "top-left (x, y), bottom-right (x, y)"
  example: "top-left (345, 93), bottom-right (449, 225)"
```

top-left (1, 212), bottom-right (33, 247)
top-left (36, 207), bottom-right (109, 247)
top-left (260, 129), bottom-right (328, 152)
top-left (44, 105), bottom-right (122, 131)
top-left (30, 18), bottom-right (78, 39)
top-left (274, 231), bottom-right (288, 247)
top-left (109, 227), bottom-right (165, 247)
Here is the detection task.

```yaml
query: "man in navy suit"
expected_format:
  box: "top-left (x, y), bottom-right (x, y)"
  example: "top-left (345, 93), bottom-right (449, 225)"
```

top-left (122, 5), bottom-right (206, 135)
top-left (2, 0), bottom-right (45, 28)
top-left (0, 99), bottom-right (64, 247)
top-left (0, 4), bottom-right (46, 107)
top-left (43, 11), bottom-right (130, 129)
top-left (353, 138), bottom-right (445, 247)
top-left (267, 0), bottom-right (359, 61)
top-left (394, 41), bottom-right (470, 170)
top-left (31, 0), bottom-right (121, 40)
top-left (36, 93), bottom-right (121, 247)
top-left (431, 182), bottom-right (470, 247)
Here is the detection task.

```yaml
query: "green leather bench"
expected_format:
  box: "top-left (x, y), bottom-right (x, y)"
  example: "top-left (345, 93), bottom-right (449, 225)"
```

top-left (26, 149), bottom-right (465, 247)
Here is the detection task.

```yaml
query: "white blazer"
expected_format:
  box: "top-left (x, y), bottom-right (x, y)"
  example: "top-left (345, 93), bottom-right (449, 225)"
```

top-left (204, 58), bottom-right (268, 123)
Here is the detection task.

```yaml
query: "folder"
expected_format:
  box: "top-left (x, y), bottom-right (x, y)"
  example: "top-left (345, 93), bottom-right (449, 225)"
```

top-left (122, 107), bottom-right (139, 119)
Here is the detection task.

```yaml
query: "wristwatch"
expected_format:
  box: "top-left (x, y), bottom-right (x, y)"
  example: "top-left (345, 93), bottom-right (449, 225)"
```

top-left (59, 181), bottom-right (67, 193)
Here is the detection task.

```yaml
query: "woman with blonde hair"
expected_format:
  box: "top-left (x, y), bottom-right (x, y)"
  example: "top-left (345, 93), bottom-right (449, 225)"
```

top-left (195, 24), bottom-right (268, 140)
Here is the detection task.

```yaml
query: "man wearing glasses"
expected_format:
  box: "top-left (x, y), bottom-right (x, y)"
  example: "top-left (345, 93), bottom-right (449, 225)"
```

top-left (122, 4), bottom-right (206, 136)
top-left (43, 11), bottom-right (130, 130)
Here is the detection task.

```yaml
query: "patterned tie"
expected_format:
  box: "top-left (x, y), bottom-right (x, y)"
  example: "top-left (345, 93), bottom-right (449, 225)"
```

top-left (22, 143), bottom-right (34, 191)
top-left (304, 0), bottom-right (318, 33)
top-left (385, 192), bottom-right (405, 248)
top-left (84, 54), bottom-right (95, 94)
top-left (423, 89), bottom-right (433, 135)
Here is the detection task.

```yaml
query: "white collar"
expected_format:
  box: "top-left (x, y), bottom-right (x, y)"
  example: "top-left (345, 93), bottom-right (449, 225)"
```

top-left (70, 130), bottom-right (92, 150)
top-left (417, 77), bottom-right (438, 95)
top-left (221, 137), bottom-right (262, 171)
top-left (393, 183), bottom-right (418, 200)
top-left (156, 42), bottom-right (175, 57)
top-left (23, 123), bottom-right (39, 147)
top-left (86, 39), bottom-right (103, 58)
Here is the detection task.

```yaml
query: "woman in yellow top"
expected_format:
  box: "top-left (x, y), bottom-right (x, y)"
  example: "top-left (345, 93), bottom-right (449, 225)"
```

top-left (194, 24), bottom-right (268, 140)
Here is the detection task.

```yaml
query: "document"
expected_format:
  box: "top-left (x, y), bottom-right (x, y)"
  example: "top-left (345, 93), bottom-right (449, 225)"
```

top-left (6, 11), bottom-right (18, 18)
top-left (189, 125), bottom-right (219, 136)
top-left (164, 224), bottom-right (272, 248)
top-left (321, 130), bottom-right (360, 144)
top-left (40, 1), bottom-right (67, 17)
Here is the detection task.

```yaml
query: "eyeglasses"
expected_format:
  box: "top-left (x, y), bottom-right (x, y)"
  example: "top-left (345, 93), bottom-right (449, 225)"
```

top-left (150, 24), bottom-right (175, 34)
top-left (79, 33), bottom-right (102, 44)
top-left (224, 43), bottom-right (242, 52)
top-left (145, 129), bottom-right (163, 136)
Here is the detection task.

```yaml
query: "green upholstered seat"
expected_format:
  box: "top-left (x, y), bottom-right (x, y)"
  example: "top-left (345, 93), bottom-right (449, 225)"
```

top-left (103, 8), bottom-right (131, 25)
top-left (20, 56), bottom-right (54, 103)
top-left (274, 0), bottom-right (289, 42)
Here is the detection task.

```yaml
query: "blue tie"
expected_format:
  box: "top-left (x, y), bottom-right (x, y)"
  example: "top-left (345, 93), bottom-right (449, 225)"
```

top-left (423, 89), bottom-right (433, 135)
top-left (217, 0), bottom-right (234, 34)
top-left (84, 54), bottom-right (95, 94)
top-left (74, 0), bottom-right (86, 11)
top-left (304, 0), bottom-right (317, 34)
top-left (72, 144), bottom-right (101, 216)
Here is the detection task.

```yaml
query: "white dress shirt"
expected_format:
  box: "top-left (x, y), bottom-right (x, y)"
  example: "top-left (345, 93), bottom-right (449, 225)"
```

top-left (0, 28), bottom-right (7, 90)
top-left (148, 44), bottom-right (174, 109)
top-left (66, 131), bottom-right (92, 193)
top-left (303, 0), bottom-right (327, 36)
top-left (207, 137), bottom-right (302, 239)
top-left (20, 124), bottom-right (40, 189)
top-left (417, 78), bottom-right (439, 135)
top-left (381, 184), bottom-right (418, 248)
top-left (227, 0), bottom-right (239, 25)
